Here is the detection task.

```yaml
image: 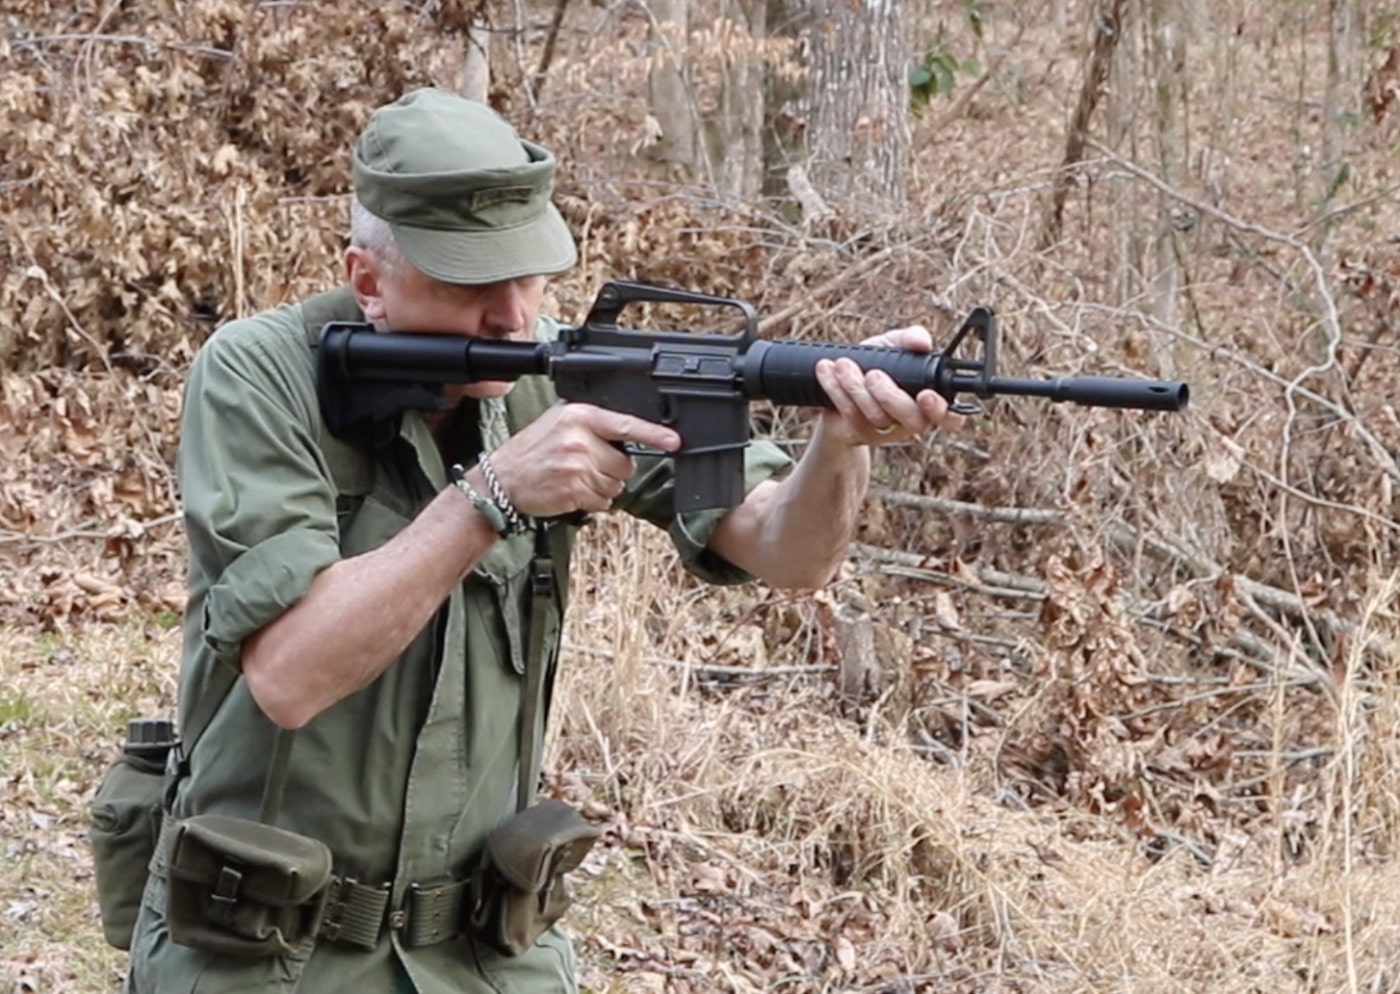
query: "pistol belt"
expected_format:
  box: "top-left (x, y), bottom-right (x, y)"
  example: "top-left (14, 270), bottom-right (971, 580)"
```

top-left (153, 817), bottom-right (470, 951)
top-left (319, 874), bottom-right (469, 950)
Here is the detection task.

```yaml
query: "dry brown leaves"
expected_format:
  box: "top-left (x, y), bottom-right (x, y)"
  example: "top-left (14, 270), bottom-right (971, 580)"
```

top-left (0, 1), bottom-right (492, 371)
top-left (0, 370), bottom-right (184, 627)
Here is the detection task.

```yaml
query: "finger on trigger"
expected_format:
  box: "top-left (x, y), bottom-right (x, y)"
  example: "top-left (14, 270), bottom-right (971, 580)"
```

top-left (611, 413), bottom-right (680, 453)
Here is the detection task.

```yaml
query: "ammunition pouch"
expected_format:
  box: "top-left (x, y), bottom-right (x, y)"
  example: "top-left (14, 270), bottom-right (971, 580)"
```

top-left (468, 800), bottom-right (601, 956)
top-left (89, 751), bottom-right (169, 949)
top-left (162, 814), bottom-right (333, 958)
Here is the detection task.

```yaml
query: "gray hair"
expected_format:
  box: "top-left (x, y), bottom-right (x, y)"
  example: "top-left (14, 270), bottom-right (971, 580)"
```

top-left (349, 198), bottom-right (404, 270)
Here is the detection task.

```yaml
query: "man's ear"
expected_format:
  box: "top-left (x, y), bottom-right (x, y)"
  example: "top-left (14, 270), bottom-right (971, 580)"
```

top-left (345, 246), bottom-right (389, 324)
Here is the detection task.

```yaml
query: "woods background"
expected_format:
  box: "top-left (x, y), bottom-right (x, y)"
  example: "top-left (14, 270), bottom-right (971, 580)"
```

top-left (2, 0), bottom-right (1400, 991)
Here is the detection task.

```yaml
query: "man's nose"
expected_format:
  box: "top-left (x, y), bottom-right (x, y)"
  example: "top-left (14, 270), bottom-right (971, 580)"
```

top-left (480, 280), bottom-right (530, 337)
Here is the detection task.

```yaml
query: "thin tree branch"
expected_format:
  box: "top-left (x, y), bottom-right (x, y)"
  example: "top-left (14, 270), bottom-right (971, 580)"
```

top-left (531, 0), bottom-right (570, 101)
top-left (13, 33), bottom-right (235, 59)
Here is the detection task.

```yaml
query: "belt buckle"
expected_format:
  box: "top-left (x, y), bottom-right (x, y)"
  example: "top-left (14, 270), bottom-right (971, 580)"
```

top-left (318, 875), bottom-right (356, 943)
top-left (320, 876), bottom-right (390, 949)
top-left (401, 878), bottom-right (467, 948)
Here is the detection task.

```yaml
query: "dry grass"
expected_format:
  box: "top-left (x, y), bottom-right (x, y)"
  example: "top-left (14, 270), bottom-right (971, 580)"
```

top-left (547, 521), bottom-right (1400, 993)
top-left (4, 572), bottom-right (1400, 992)
top-left (0, 620), bottom-right (178, 993)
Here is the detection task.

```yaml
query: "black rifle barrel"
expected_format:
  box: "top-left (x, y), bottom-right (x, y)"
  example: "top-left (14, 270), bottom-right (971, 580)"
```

top-left (739, 340), bottom-right (1189, 412)
top-left (974, 374), bottom-right (1189, 410)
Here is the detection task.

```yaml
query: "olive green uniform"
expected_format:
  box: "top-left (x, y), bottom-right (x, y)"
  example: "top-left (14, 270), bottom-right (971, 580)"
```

top-left (125, 287), bottom-right (790, 993)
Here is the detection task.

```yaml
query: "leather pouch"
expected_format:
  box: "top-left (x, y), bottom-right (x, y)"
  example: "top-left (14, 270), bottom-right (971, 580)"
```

top-left (468, 800), bottom-right (601, 956)
top-left (164, 814), bottom-right (333, 958)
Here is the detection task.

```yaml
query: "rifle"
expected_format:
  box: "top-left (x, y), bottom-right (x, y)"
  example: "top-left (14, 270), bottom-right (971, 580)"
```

top-left (317, 281), bottom-right (1189, 512)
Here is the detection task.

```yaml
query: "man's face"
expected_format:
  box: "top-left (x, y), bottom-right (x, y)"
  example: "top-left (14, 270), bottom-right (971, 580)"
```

top-left (357, 250), bottom-right (548, 401)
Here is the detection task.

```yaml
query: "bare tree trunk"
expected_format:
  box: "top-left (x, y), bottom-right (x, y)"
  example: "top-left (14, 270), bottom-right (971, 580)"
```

top-left (762, 0), bottom-right (806, 198)
top-left (645, 0), bottom-right (704, 182)
top-left (1198, 0), bottom-right (1242, 214)
top-left (710, 0), bottom-right (767, 201)
top-left (764, 0), bottom-right (909, 210)
top-left (1040, 0), bottom-right (1129, 249)
top-left (1149, 0), bottom-right (1187, 348)
top-left (433, 1), bottom-right (494, 104)
top-left (1107, 0), bottom-right (1142, 304)
top-left (1316, 0), bottom-right (1360, 246)
top-left (462, 18), bottom-right (491, 103)
top-left (799, 0), bottom-right (910, 210)
top-left (531, 0), bottom-right (571, 102)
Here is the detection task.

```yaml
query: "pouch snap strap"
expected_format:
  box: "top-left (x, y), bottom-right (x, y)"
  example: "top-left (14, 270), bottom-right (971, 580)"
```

top-left (206, 864), bottom-right (245, 926)
top-left (318, 876), bottom-right (469, 950)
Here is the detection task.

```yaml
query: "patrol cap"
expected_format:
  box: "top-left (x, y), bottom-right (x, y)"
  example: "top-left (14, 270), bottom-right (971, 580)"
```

top-left (352, 88), bottom-right (578, 285)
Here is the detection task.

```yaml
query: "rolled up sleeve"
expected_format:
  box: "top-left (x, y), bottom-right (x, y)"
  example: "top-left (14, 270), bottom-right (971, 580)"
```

top-left (180, 321), bottom-right (342, 670)
top-left (619, 439), bottom-right (793, 586)
top-left (201, 529), bottom-right (340, 666)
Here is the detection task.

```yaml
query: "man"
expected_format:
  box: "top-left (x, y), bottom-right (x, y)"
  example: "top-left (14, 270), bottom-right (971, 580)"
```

top-left (126, 88), bottom-right (953, 993)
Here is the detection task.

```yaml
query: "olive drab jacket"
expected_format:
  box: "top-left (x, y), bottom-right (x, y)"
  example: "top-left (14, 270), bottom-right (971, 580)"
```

top-left (124, 288), bottom-right (791, 994)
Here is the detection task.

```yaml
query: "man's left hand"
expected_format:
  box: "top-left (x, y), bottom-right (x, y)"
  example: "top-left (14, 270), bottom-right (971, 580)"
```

top-left (813, 325), bottom-right (961, 445)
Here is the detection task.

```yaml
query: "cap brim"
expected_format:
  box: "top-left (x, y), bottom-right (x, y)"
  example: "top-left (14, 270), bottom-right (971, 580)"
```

top-left (390, 204), bottom-right (577, 285)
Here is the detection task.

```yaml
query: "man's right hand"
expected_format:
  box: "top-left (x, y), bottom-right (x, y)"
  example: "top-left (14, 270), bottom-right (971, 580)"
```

top-left (478, 403), bottom-right (682, 517)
